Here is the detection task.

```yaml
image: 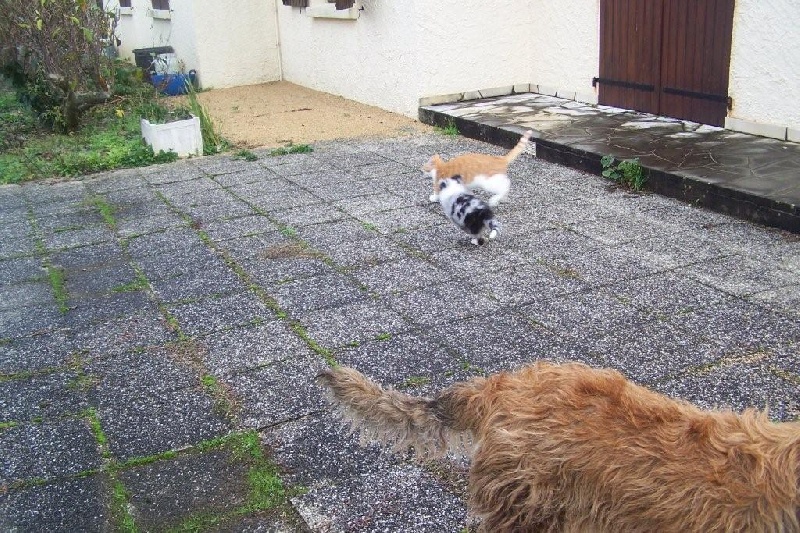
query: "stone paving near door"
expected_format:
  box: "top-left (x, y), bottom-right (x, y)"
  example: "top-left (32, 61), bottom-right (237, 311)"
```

top-left (1, 133), bottom-right (799, 531)
top-left (420, 92), bottom-right (800, 232)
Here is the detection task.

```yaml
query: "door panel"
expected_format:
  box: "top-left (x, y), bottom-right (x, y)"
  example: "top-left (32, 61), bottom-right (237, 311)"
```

top-left (598, 0), bottom-right (734, 126)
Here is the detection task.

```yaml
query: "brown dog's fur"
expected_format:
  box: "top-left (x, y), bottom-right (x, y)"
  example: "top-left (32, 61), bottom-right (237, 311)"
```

top-left (317, 362), bottom-right (800, 532)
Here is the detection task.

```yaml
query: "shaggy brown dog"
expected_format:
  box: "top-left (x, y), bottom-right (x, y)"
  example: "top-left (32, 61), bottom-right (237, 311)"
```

top-left (317, 362), bottom-right (800, 532)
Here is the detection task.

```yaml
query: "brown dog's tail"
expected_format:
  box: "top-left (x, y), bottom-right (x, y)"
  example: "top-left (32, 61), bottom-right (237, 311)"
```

top-left (502, 129), bottom-right (533, 164)
top-left (317, 366), bottom-right (484, 457)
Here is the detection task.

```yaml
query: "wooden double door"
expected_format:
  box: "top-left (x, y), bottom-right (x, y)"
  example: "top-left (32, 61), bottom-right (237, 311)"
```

top-left (597, 0), bottom-right (735, 127)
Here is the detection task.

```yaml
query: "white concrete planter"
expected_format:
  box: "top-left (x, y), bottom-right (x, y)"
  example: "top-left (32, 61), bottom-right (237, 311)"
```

top-left (140, 115), bottom-right (203, 157)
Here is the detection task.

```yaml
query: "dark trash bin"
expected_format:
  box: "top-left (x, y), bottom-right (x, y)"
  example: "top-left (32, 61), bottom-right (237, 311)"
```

top-left (132, 46), bottom-right (174, 80)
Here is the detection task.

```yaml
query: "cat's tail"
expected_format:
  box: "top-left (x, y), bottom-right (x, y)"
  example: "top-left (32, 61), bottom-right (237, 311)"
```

top-left (503, 130), bottom-right (533, 164)
top-left (317, 366), bottom-right (486, 457)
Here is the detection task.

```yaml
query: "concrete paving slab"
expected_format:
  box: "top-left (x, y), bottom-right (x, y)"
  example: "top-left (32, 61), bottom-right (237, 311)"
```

top-left (669, 297), bottom-right (800, 353)
top-left (97, 387), bottom-right (230, 462)
top-left (228, 353), bottom-right (327, 429)
top-left (43, 224), bottom-right (116, 251)
top-left (0, 329), bottom-right (75, 374)
top-left (353, 257), bottom-right (451, 296)
top-left (587, 321), bottom-right (727, 384)
top-left (472, 263), bottom-right (588, 306)
top-left (271, 273), bottom-right (371, 316)
top-left (35, 207), bottom-right (105, 232)
top-left (63, 263), bottom-right (141, 299)
top-left (70, 308), bottom-right (175, 357)
top-left (149, 266), bottom-right (247, 303)
top-left (242, 256), bottom-right (335, 287)
top-left (200, 321), bottom-right (315, 378)
top-left (1, 132), bottom-right (799, 531)
top-left (88, 347), bottom-right (198, 392)
top-left (268, 415), bottom-right (468, 533)
top-left (0, 281), bottom-right (54, 310)
top-left (0, 305), bottom-right (65, 338)
top-left (655, 362), bottom-right (799, 422)
top-left (133, 245), bottom-right (226, 283)
top-left (334, 331), bottom-right (467, 396)
top-left (64, 290), bottom-right (153, 329)
top-left (0, 226), bottom-right (37, 258)
top-left (0, 256), bottom-right (45, 286)
top-left (0, 476), bottom-right (111, 532)
top-left (0, 420), bottom-right (102, 483)
top-left (521, 288), bottom-right (656, 341)
top-left (387, 280), bottom-right (502, 328)
top-left (607, 271), bottom-right (731, 316)
top-left (297, 300), bottom-right (411, 351)
top-left (51, 242), bottom-right (125, 271)
top-left (0, 371), bottom-right (88, 422)
top-left (316, 235), bottom-right (409, 270)
top-left (119, 447), bottom-right (250, 531)
top-left (166, 291), bottom-right (274, 337)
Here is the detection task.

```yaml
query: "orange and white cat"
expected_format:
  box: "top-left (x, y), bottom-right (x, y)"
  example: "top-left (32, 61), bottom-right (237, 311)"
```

top-left (423, 130), bottom-right (533, 207)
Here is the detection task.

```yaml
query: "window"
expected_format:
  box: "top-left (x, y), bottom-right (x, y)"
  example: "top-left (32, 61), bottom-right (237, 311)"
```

top-left (151, 0), bottom-right (170, 10)
top-left (119, 0), bottom-right (132, 7)
top-left (283, 0), bottom-right (356, 12)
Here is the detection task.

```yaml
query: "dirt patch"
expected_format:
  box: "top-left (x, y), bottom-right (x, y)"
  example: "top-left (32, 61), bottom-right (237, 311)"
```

top-left (177, 81), bottom-right (433, 149)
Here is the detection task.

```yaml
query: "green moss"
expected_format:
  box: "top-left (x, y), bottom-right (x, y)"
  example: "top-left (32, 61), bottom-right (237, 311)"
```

top-left (46, 263), bottom-right (69, 313)
top-left (269, 144), bottom-right (312, 156)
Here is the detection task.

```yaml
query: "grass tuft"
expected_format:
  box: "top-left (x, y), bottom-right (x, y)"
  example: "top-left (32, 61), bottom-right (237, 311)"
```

top-left (435, 119), bottom-right (459, 136)
top-left (269, 143), bottom-right (313, 156)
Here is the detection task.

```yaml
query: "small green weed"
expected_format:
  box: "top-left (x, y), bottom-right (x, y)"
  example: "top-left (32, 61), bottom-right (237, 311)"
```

top-left (242, 464), bottom-right (286, 513)
top-left (117, 450), bottom-right (178, 469)
top-left (375, 333), bottom-right (392, 341)
top-left (361, 222), bottom-right (378, 231)
top-left (289, 322), bottom-right (337, 366)
top-left (0, 421), bottom-right (19, 431)
top-left (269, 143), bottom-right (313, 156)
top-left (85, 195), bottom-right (117, 229)
top-left (402, 376), bottom-right (431, 388)
top-left (436, 119), bottom-right (459, 136)
top-left (111, 273), bottom-right (149, 293)
top-left (232, 149), bottom-right (258, 162)
top-left (201, 374), bottom-right (219, 391)
top-left (46, 264), bottom-right (68, 313)
top-left (600, 155), bottom-right (647, 191)
top-left (68, 372), bottom-right (98, 392)
top-left (460, 360), bottom-right (486, 375)
top-left (279, 225), bottom-right (297, 238)
top-left (111, 478), bottom-right (137, 532)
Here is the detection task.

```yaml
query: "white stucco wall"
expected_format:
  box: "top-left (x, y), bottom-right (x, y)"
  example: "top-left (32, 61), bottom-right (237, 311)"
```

top-left (111, 0), bottom-right (280, 88)
top-left (112, 0), bottom-right (797, 139)
top-left (527, 0), bottom-right (600, 104)
top-left (277, 0), bottom-right (423, 118)
top-left (413, 1), bottom-right (535, 107)
top-left (277, 0), bottom-right (537, 118)
top-left (112, 0), bottom-right (199, 73)
top-left (726, 0), bottom-right (800, 139)
top-left (190, 0), bottom-right (281, 88)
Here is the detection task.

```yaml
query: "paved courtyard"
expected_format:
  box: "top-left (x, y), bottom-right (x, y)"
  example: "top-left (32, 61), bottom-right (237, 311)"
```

top-left (1, 133), bottom-right (799, 531)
